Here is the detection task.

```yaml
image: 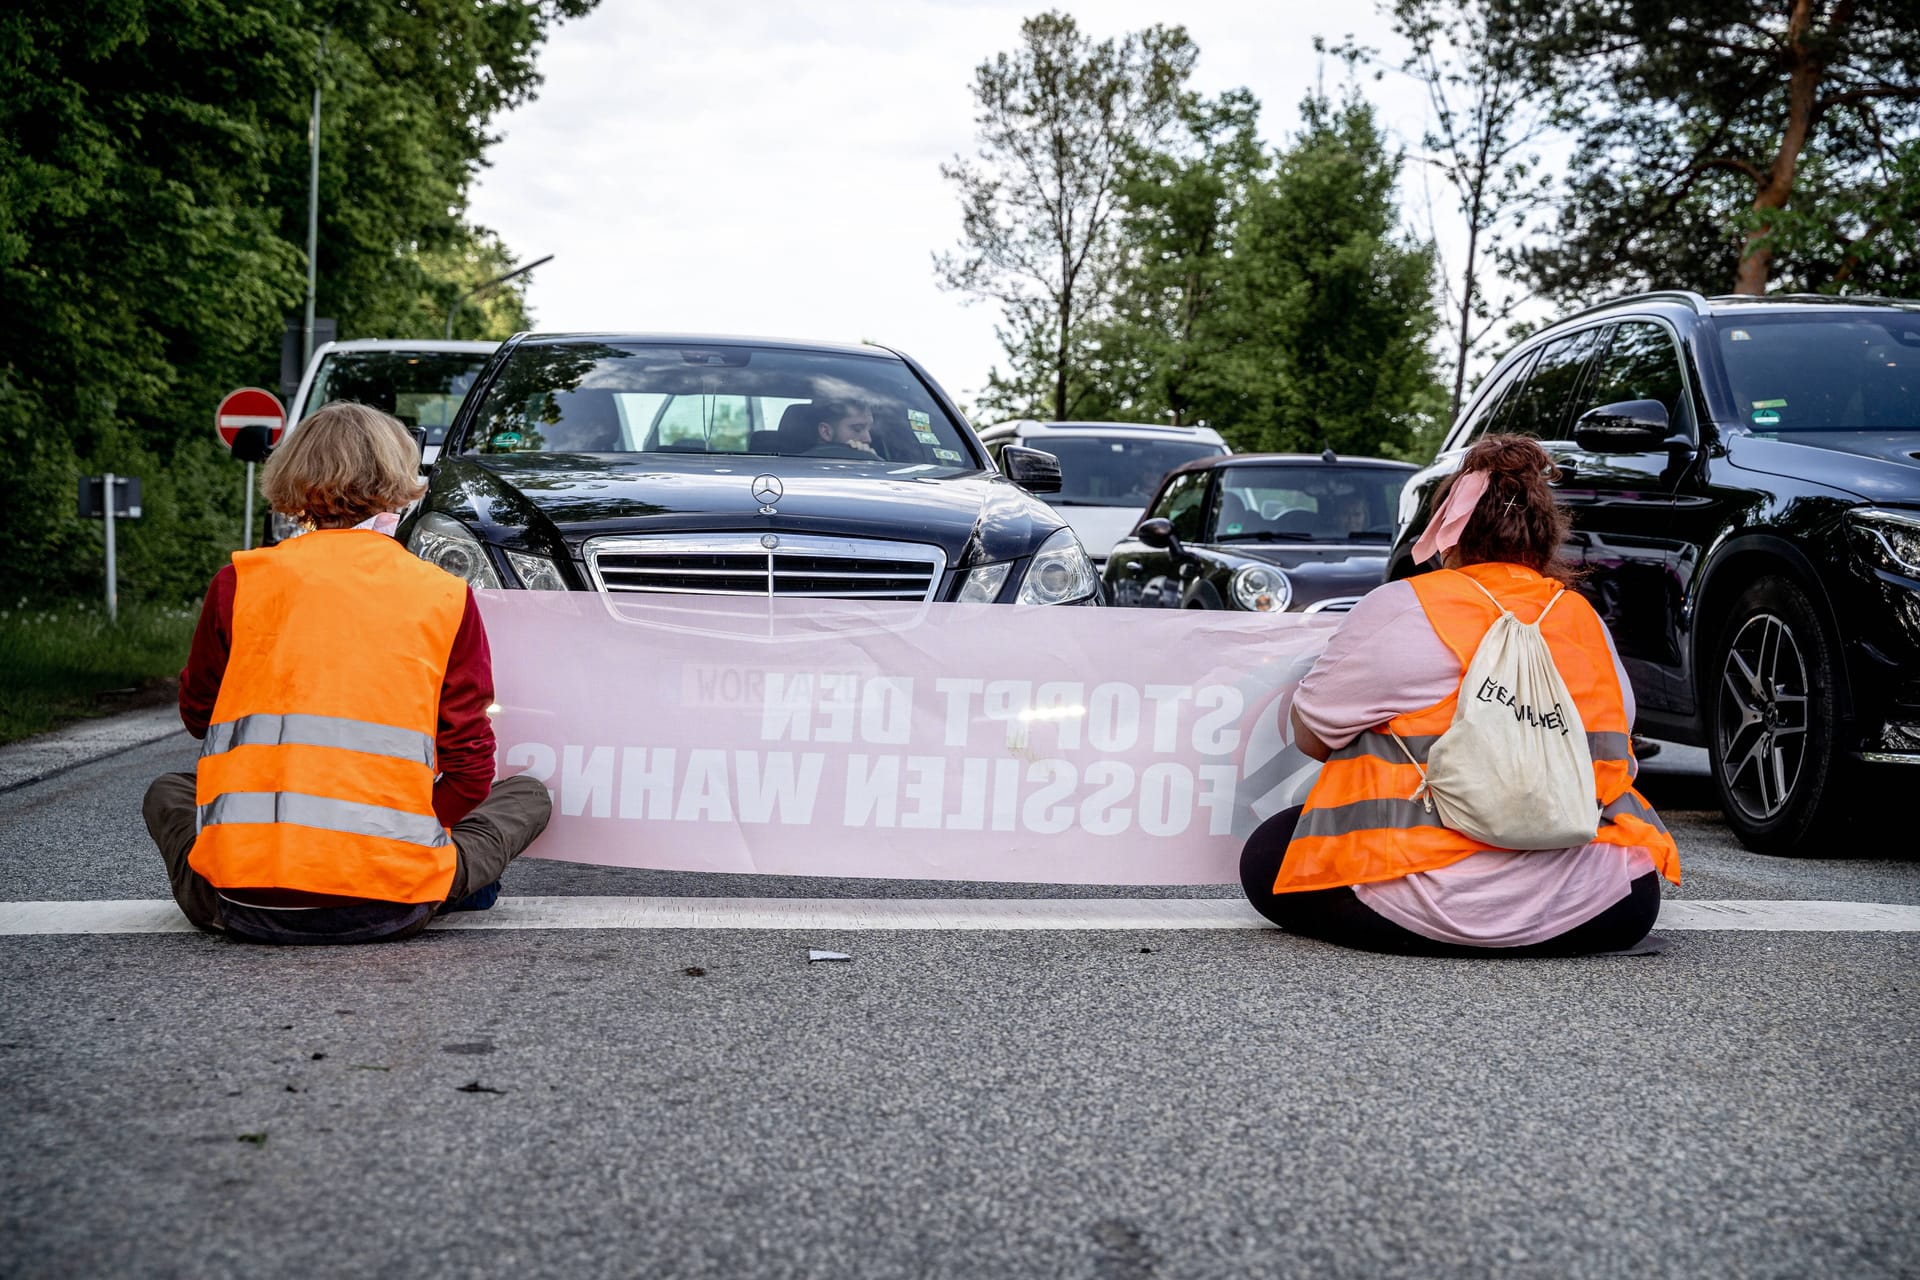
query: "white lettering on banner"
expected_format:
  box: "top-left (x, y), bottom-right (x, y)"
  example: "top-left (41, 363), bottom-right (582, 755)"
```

top-left (478, 593), bottom-right (1338, 883)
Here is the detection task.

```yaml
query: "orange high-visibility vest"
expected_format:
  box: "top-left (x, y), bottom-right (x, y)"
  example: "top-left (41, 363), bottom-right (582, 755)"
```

top-left (1276, 562), bottom-right (1681, 893)
top-left (188, 530), bottom-right (469, 904)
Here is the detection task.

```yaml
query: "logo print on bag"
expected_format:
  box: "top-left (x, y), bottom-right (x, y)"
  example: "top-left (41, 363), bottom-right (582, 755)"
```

top-left (1473, 677), bottom-right (1571, 735)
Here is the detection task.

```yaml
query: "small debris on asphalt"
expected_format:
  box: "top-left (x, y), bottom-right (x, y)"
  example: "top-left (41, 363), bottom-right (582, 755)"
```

top-left (456, 1081), bottom-right (503, 1095)
top-left (684, 966), bottom-right (707, 977)
top-left (1138, 947), bottom-right (1156, 954)
top-left (236, 1132), bottom-right (267, 1147)
top-left (807, 949), bottom-right (852, 963)
top-left (310, 1052), bottom-right (325, 1060)
top-left (284, 1085), bottom-right (300, 1093)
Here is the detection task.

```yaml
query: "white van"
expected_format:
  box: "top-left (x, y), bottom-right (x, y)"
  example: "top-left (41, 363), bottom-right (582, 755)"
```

top-left (269, 338), bottom-right (498, 542)
top-left (977, 420), bottom-right (1230, 566)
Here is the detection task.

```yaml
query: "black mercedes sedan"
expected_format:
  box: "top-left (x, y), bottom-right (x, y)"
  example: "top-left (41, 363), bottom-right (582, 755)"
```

top-left (398, 333), bottom-right (1100, 606)
top-left (1103, 453), bottom-right (1416, 613)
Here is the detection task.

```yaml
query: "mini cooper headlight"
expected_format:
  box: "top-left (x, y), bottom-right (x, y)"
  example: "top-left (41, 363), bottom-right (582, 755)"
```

top-left (408, 512), bottom-right (503, 590)
top-left (1231, 563), bottom-right (1293, 612)
top-left (1015, 528), bottom-right (1099, 605)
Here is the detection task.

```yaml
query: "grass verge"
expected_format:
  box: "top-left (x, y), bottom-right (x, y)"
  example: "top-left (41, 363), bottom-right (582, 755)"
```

top-left (0, 600), bottom-right (195, 745)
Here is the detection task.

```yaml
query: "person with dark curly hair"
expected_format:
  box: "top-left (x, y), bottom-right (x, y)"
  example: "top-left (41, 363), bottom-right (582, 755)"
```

top-left (1240, 434), bottom-right (1680, 956)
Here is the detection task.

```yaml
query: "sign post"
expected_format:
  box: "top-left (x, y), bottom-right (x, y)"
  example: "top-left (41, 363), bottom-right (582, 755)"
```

top-left (214, 388), bottom-right (287, 549)
top-left (77, 475), bottom-right (143, 623)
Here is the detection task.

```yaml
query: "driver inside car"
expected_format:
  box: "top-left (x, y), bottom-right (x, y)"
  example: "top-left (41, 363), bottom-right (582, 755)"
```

top-left (804, 398), bottom-right (878, 457)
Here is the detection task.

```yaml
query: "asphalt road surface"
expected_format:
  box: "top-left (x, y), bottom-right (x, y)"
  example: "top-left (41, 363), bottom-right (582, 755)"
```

top-left (2, 726), bottom-right (1915, 1279)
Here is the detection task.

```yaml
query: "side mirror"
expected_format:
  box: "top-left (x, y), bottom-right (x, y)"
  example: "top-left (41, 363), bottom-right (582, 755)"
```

top-left (1574, 400), bottom-right (1671, 453)
top-left (230, 423), bottom-right (275, 465)
top-left (1135, 516), bottom-right (1195, 560)
top-left (409, 426), bottom-right (429, 458)
top-left (1000, 444), bottom-right (1062, 494)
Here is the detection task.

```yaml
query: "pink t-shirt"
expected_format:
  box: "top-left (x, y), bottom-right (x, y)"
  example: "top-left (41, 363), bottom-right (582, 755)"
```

top-left (1291, 578), bottom-right (1657, 947)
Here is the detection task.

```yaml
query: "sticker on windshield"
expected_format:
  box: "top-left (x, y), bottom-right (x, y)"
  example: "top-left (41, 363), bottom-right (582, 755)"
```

top-left (1752, 398), bottom-right (1787, 409)
top-left (1751, 409), bottom-right (1781, 427)
top-left (907, 409), bottom-right (939, 444)
top-left (1729, 329), bottom-right (1751, 341)
top-left (489, 431), bottom-right (524, 449)
top-left (933, 448), bottom-right (963, 463)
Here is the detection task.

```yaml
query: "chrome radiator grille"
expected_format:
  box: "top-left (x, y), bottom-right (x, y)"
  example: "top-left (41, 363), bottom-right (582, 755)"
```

top-left (584, 534), bottom-right (946, 601)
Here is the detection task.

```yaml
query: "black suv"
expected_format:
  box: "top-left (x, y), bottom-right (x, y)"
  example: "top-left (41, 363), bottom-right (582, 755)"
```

top-left (1389, 292), bottom-right (1918, 853)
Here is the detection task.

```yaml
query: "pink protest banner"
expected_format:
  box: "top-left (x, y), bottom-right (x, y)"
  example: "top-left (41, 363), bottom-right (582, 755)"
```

top-left (478, 592), bottom-right (1338, 884)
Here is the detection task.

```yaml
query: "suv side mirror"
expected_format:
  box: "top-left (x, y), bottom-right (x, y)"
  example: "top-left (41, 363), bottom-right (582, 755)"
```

top-left (1135, 517), bottom-right (1195, 560)
top-left (1574, 400), bottom-right (1671, 453)
top-left (1000, 444), bottom-right (1062, 494)
top-left (410, 426), bottom-right (429, 458)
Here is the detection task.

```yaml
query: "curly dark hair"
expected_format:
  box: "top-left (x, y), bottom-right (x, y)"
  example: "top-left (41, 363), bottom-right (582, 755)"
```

top-left (1427, 434), bottom-right (1581, 584)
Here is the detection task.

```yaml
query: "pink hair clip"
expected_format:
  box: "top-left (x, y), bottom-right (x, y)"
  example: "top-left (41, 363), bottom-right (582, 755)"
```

top-left (1411, 470), bottom-right (1489, 564)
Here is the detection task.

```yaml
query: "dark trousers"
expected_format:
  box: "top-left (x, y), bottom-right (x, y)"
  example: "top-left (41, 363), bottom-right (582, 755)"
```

top-left (1239, 806), bottom-right (1659, 957)
top-left (143, 772), bottom-right (553, 936)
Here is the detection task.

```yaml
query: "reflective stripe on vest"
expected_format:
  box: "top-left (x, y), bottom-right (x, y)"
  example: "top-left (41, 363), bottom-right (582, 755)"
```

top-left (1276, 565), bottom-right (1682, 893)
top-left (1336, 728), bottom-right (1634, 767)
top-left (198, 790), bottom-right (452, 849)
top-left (202, 712), bottom-right (437, 769)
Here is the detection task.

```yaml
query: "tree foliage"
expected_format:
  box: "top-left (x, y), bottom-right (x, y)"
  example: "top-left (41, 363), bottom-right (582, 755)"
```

top-left (1485, 0), bottom-right (1920, 300)
top-left (936, 11), bottom-right (1197, 422)
top-left (0, 0), bottom-right (591, 604)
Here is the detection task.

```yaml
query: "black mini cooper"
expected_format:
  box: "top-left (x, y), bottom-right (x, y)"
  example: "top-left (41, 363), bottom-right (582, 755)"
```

top-left (1389, 292), bottom-right (1918, 853)
top-left (399, 333), bottom-right (1101, 607)
top-left (1104, 452), bottom-right (1416, 614)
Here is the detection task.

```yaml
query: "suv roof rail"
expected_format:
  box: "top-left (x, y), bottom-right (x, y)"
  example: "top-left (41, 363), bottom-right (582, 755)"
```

top-left (1552, 289), bottom-right (1712, 326)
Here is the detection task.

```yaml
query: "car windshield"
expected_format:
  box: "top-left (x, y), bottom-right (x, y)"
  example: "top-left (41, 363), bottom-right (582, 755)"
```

top-left (1714, 312), bottom-right (1920, 432)
top-left (1040, 437), bottom-right (1228, 505)
top-left (1212, 464), bottom-right (1409, 543)
top-left (461, 342), bottom-right (977, 469)
top-left (302, 350), bottom-right (492, 446)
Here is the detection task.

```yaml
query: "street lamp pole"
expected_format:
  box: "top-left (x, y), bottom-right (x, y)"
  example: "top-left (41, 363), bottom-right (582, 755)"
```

top-left (446, 254), bottom-right (554, 340)
top-left (303, 31), bottom-right (326, 369)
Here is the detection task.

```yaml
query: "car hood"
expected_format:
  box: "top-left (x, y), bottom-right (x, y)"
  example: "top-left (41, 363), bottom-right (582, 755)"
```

top-left (424, 453), bottom-right (1066, 565)
top-left (1725, 429), bottom-right (1920, 501)
top-left (1211, 542), bottom-right (1393, 602)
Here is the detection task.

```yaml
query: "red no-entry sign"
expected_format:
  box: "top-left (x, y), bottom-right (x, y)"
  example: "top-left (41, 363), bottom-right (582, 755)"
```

top-left (214, 387), bottom-right (287, 449)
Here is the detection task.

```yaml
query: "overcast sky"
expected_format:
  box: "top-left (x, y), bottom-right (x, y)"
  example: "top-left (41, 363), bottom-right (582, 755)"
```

top-left (466, 1), bottom-right (1445, 414)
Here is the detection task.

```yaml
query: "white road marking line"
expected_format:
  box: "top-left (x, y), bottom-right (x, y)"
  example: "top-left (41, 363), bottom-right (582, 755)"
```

top-left (0, 897), bottom-right (1918, 936)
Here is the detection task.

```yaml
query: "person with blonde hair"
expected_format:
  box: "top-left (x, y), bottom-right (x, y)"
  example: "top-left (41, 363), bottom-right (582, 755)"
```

top-left (143, 401), bottom-right (551, 943)
top-left (1240, 434), bottom-right (1680, 955)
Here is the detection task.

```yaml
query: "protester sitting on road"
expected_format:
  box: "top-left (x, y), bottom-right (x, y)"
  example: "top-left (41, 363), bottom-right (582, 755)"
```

top-left (1239, 434), bottom-right (1680, 956)
top-left (142, 401), bottom-right (552, 944)
top-left (803, 397), bottom-right (878, 457)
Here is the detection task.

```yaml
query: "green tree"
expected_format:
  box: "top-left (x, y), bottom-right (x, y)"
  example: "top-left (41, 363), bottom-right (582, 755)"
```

top-left (1200, 90), bottom-right (1446, 459)
top-left (0, 0), bottom-right (588, 605)
top-left (937, 11), bottom-right (1198, 421)
top-left (1083, 89), bottom-right (1267, 425)
top-left (1490, 0), bottom-right (1920, 299)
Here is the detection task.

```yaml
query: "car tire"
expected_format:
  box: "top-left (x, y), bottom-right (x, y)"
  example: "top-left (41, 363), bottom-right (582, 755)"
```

top-left (1706, 574), bottom-right (1849, 854)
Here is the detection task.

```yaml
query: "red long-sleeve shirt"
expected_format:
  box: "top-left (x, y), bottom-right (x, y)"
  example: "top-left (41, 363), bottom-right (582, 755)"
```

top-left (178, 564), bottom-right (497, 827)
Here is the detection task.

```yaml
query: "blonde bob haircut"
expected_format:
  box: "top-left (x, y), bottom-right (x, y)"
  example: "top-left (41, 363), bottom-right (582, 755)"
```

top-left (261, 401), bottom-right (427, 529)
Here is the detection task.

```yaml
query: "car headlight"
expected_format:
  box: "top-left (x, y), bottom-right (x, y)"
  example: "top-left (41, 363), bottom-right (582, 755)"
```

top-left (267, 511), bottom-right (305, 544)
top-left (1849, 508), bottom-right (1920, 577)
top-left (505, 550), bottom-right (568, 591)
top-left (1015, 528), bottom-right (1099, 605)
top-left (408, 512), bottom-right (502, 589)
top-left (956, 562), bottom-right (1012, 603)
top-left (1232, 563), bottom-right (1293, 612)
